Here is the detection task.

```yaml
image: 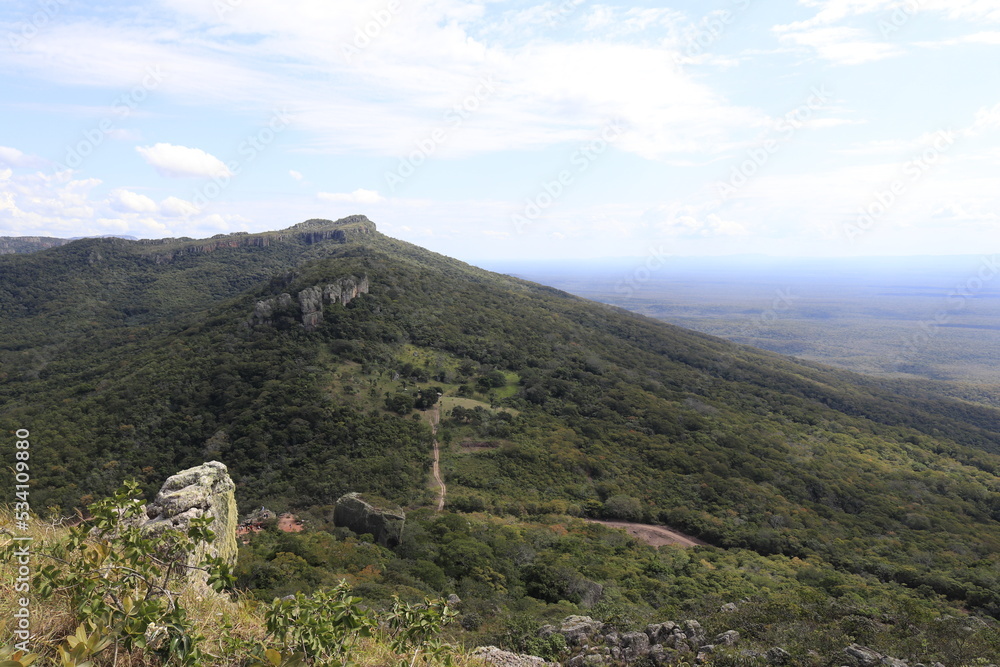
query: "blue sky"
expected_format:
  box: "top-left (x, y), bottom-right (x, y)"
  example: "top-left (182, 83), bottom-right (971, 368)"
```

top-left (1, 0), bottom-right (998, 261)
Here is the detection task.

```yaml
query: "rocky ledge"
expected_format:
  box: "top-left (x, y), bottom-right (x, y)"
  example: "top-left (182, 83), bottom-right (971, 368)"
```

top-left (506, 614), bottom-right (959, 667)
top-left (251, 275), bottom-right (369, 329)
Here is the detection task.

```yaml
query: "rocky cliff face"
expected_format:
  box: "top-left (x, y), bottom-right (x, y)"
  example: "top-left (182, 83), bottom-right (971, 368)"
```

top-left (334, 492), bottom-right (405, 547)
top-left (291, 215), bottom-right (377, 244)
top-left (2, 216), bottom-right (377, 261)
top-left (142, 216), bottom-right (377, 263)
top-left (252, 275), bottom-right (369, 329)
top-left (147, 233), bottom-right (273, 263)
top-left (143, 461), bottom-right (239, 590)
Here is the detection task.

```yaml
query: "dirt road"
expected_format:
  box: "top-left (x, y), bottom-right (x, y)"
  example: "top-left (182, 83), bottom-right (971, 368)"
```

top-left (428, 405), bottom-right (446, 512)
top-left (588, 520), bottom-right (708, 548)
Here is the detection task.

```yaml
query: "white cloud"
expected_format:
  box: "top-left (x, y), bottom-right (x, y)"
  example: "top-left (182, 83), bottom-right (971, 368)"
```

top-left (289, 170), bottom-right (303, 180)
top-left (136, 143), bottom-right (232, 178)
top-left (0, 3), bottom-right (762, 162)
top-left (642, 204), bottom-right (749, 237)
top-left (0, 146), bottom-right (46, 168)
top-left (160, 196), bottom-right (200, 217)
top-left (317, 189), bottom-right (385, 204)
top-left (775, 0), bottom-right (894, 33)
top-left (968, 103), bottom-right (1000, 136)
top-left (0, 166), bottom-right (250, 239)
top-left (778, 26), bottom-right (902, 64)
top-left (775, 1), bottom-right (1000, 63)
top-left (778, 0), bottom-right (1000, 32)
top-left (108, 188), bottom-right (158, 214)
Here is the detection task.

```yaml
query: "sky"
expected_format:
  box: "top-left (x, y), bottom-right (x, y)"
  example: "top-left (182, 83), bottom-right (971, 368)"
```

top-left (1, 0), bottom-right (999, 262)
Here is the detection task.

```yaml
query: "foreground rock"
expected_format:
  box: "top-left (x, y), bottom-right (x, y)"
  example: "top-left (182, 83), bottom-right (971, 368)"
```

top-left (143, 461), bottom-right (239, 589)
top-left (536, 615), bottom-right (781, 666)
top-left (526, 617), bottom-right (952, 665)
top-left (471, 647), bottom-right (556, 667)
top-left (334, 492), bottom-right (405, 547)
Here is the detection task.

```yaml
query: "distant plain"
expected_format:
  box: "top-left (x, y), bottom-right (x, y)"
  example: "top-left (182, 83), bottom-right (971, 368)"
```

top-left (483, 255), bottom-right (1000, 401)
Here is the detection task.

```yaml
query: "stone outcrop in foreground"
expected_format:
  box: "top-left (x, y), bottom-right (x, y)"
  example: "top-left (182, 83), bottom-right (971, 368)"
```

top-left (527, 615), bottom-right (944, 666)
top-left (143, 461), bottom-right (239, 589)
top-left (334, 492), bottom-right (405, 547)
top-left (471, 647), bottom-right (557, 667)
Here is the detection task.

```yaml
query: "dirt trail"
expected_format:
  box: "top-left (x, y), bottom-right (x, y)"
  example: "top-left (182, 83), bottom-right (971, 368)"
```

top-left (428, 404), bottom-right (446, 512)
top-left (588, 520), bottom-right (708, 548)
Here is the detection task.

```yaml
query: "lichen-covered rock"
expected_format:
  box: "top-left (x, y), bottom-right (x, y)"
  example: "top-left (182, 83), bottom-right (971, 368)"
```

top-left (251, 299), bottom-right (273, 325)
top-left (765, 647), bottom-right (791, 665)
top-left (558, 616), bottom-right (604, 645)
top-left (324, 275), bottom-right (369, 306)
top-left (567, 577), bottom-right (604, 607)
top-left (843, 644), bottom-right (889, 667)
top-left (620, 631), bottom-right (650, 661)
top-left (681, 620), bottom-right (705, 646)
top-left (649, 644), bottom-right (690, 666)
top-left (143, 461), bottom-right (238, 590)
top-left (471, 646), bottom-right (556, 667)
top-left (714, 630), bottom-right (740, 646)
top-left (334, 492), bottom-right (405, 547)
top-left (251, 276), bottom-right (369, 329)
top-left (646, 622), bottom-right (679, 645)
top-left (298, 285), bottom-right (324, 329)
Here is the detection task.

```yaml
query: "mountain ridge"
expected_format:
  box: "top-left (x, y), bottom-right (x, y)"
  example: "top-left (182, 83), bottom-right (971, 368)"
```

top-left (3, 216), bottom-right (1000, 631)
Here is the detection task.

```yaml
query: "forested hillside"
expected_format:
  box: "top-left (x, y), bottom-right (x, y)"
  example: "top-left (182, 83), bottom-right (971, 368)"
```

top-left (3, 216), bottom-right (1000, 663)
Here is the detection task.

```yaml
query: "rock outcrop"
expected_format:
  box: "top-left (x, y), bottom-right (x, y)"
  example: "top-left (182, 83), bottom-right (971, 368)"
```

top-left (143, 461), bottom-right (239, 590)
top-left (524, 615), bottom-right (965, 666)
top-left (539, 615), bottom-right (750, 666)
top-left (142, 215), bottom-right (376, 263)
top-left (334, 492), bottom-right (405, 547)
top-left (470, 646), bottom-right (556, 667)
top-left (292, 215), bottom-right (377, 244)
top-left (842, 644), bottom-right (912, 667)
top-left (251, 275), bottom-right (369, 329)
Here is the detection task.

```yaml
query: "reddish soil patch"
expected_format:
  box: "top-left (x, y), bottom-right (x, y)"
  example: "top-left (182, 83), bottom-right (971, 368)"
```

top-left (237, 512), bottom-right (303, 537)
top-left (588, 520), bottom-right (708, 548)
top-left (278, 513), bottom-right (304, 532)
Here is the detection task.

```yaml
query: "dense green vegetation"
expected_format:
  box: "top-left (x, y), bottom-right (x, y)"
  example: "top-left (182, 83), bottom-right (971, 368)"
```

top-left (0, 488), bottom-right (462, 667)
top-left (3, 217), bottom-right (1000, 662)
